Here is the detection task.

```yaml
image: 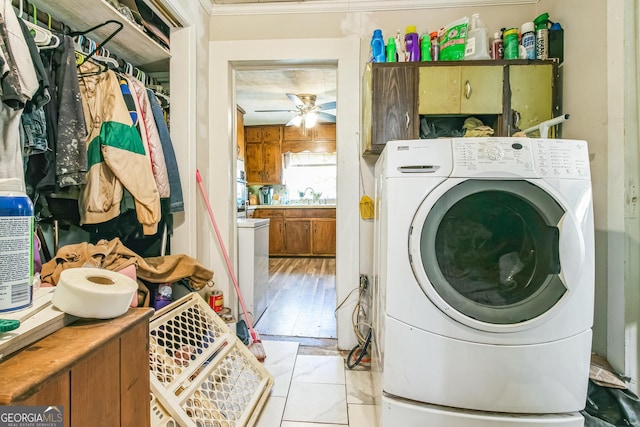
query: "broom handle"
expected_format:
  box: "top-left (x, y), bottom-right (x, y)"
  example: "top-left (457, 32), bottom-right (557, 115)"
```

top-left (196, 169), bottom-right (258, 342)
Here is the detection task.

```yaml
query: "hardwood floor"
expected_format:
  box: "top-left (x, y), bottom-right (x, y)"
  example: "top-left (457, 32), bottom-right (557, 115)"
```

top-left (255, 257), bottom-right (336, 339)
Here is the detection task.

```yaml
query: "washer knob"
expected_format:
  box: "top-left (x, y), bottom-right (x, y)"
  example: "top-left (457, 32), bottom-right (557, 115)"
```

top-left (485, 144), bottom-right (504, 161)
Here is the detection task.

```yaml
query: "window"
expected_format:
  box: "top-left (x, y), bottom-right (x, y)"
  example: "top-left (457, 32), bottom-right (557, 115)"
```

top-left (283, 152), bottom-right (337, 203)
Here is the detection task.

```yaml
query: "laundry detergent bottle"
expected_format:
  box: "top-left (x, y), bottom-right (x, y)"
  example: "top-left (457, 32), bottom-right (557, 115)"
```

top-left (404, 25), bottom-right (420, 61)
top-left (370, 29), bottom-right (386, 62)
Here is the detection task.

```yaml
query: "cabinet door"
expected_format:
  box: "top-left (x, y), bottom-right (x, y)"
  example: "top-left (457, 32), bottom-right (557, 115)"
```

top-left (419, 65), bottom-right (502, 114)
top-left (372, 65), bottom-right (418, 150)
top-left (245, 143), bottom-right (263, 183)
top-left (314, 123), bottom-right (336, 141)
top-left (269, 217), bottom-right (285, 255)
top-left (263, 126), bottom-right (282, 142)
top-left (262, 141), bottom-right (282, 184)
top-left (284, 125), bottom-right (312, 142)
top-left (460, 66), bottom-right (503, 114)
top-left (419, 66), bottom-right (462, 114)
top-left (245, 127), bottom-right (263, 143)
top-left (509, 64), bottom-right (554, 136)
top-left (312, 219), bottom-right (336, 256)
top-left (284, 219), bottom-right (311, 255)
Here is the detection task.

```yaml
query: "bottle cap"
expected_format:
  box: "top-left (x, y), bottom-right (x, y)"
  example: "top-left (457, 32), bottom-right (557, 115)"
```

top-left (406, 25), bottom-right (417, 34)
top-left (430, 31), bottom-right (438, 38)
top-left (494, 32), bottom-right (501, 39)
top-left (387, 37), bottom-right (396, 46)
top-left (550, 22), bottom-right (563, 30)
top-left (534, 12), bottom-right (549, 29)
top-left (521, 22), bottom-right (534, 34)
top-left (373, 29), bottom-right (383, 38)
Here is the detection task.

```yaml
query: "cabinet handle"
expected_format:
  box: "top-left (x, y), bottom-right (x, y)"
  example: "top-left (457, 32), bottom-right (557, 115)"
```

top-left (405, 111), bottom-right (410, 130)
top-left (465, 80), bottom-right (471, 99)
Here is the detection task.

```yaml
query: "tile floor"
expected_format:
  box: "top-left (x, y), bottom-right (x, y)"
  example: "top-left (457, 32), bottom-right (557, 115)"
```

top-left (255, 340), bottom-right (378, 427)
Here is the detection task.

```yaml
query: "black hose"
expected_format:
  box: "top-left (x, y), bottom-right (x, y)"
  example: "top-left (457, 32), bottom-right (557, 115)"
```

top-left (346, 328), bottom-right (372, 369)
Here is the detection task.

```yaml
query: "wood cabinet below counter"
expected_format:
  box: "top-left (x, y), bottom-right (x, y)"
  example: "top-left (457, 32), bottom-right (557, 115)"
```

top-left (253, 207), bottom-right (336, 257)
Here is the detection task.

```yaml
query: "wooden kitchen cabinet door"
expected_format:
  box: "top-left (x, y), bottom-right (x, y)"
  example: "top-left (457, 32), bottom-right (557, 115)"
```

top-left (269, 217), bottom-right (285, 255)
top-left (371, 64), bottom-right (418, 151)
top-left (245, 142), bottom-right (263, 183)
top-left (262, 141), bottom-right (282, 184)
top-left (285, 219), bottom-right (311, 255)
top-left (313, 219), bottom-right (336, 256)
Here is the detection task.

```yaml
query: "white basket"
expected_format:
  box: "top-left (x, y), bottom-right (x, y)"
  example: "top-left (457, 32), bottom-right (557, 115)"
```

top-left (149, 293), bottom-right (273, 426)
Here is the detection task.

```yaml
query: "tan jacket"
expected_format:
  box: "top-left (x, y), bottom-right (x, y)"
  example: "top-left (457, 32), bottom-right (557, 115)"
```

top-left (77, 64), bottom-right (160, 235)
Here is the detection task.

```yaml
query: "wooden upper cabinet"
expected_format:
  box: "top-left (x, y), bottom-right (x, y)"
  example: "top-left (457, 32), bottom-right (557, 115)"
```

top-left (282, 123), bottom-right (336, 153)
top-left (362, 60), bottom-right (558, 155)
top-left (370, 64), bottom-right (418, 153)
top-left (244, 126), bottom-right (283, 185)
top-left (237, 106), bottom-right (245, 160)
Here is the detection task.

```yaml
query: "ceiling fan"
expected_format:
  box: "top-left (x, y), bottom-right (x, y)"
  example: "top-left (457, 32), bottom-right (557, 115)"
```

top-left (256, 93), bottom-right (336, 131)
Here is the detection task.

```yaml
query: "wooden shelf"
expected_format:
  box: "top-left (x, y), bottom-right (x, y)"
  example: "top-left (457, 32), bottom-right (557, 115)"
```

top-left (29, 0), bottom-right (171, 68)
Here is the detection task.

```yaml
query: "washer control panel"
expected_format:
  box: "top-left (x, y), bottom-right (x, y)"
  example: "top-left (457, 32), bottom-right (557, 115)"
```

top-left (451, 138), bottom-right (590, 179)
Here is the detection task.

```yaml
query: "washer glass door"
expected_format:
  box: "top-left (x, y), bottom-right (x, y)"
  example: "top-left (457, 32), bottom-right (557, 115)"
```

top-left (411, 179), bottom-right (568, 327)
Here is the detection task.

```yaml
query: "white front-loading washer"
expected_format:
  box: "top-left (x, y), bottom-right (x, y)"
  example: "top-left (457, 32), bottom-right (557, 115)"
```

top-left (372, 138), bottom-right (594, 416)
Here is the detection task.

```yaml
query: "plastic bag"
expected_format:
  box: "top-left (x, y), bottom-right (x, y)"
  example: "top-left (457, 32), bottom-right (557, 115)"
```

top-left (439, 16), bottom-right (469, 61)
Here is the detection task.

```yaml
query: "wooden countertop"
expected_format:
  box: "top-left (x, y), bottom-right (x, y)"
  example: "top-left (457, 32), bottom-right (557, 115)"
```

top-left (0, 308), bottom-right (154, 405)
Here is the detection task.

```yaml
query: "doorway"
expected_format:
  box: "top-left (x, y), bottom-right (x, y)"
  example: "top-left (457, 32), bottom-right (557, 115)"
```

top-left (235, 65), bottom-right (338, 340)
top-left (210, 36), bottom-right (360, 350)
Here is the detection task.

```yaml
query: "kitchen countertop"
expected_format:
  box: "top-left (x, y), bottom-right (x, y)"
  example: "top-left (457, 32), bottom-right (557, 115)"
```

top-left (250, 204), bottom-right (336, 209)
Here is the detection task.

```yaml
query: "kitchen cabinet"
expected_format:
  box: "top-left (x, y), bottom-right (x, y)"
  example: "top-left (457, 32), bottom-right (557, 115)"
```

top-left (0, 308), bottom-right (153, 427)
top-left (237, 106), bottom-right (246, 160)
top-left (245, 126), bottom-right (283, 184)
top-left (254, 208), bottom-right (336, 256)
top-left (312, 219), bottom-right (337, 256)
top-left (253, 209), bottom-right (285, 255)
top-left (282, 123), bottom-right (336, 153)
top-left (418, 65), bottom-right (503, 115)
top-left (284, 219), bottom-right (311, 254)
top-left (362, 60), bottom-right (558, 155)
top-left (362, 64), bottom-right (418, 155)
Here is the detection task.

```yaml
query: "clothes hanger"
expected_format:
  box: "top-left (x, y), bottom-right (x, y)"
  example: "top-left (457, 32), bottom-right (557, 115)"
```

top-left (38, 13), bottom-right (60, 50)
top-left (19, 1), bottom-right (52, 46)
top-left (69, 20), bottom-right (123, 67)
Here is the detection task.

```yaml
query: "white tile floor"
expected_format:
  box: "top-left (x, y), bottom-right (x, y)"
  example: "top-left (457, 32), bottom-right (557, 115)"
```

top-left (255, 340), bottom-right (377, 427)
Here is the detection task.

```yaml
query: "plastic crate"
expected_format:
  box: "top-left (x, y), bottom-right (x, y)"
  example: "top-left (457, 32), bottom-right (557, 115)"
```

top-left (149, 293), bottom-right (273, 426)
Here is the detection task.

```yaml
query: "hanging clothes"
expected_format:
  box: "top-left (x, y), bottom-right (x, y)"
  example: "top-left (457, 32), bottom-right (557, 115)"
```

top-left (0, 0), bottom-right (38, 190)
top-left (148, 88), bottom-right (183, 213)
top-left (77, 61), bottom-right (160, 235)
top-left (123, 74), bottom-right (170, 199)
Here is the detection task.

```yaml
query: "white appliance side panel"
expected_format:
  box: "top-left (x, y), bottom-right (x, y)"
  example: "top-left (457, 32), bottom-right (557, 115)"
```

top-left (253, 223), bottom-right (270, 322)
top-left (382, 317), bottom-right (591, 414)
top-left (381, 395), bottom-right (584, 427)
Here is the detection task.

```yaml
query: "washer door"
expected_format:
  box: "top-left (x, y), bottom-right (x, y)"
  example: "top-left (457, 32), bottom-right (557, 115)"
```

top-left (409, 179), bottom-right (574, 331)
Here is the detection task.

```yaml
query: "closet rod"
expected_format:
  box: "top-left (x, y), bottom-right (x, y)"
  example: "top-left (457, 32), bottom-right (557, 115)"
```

top-left (11, 0), bottom-right (67, 32)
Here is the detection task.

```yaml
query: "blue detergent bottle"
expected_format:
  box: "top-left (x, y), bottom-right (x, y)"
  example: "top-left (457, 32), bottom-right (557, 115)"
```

top-left (370, 29), bottom-right (386, 62)
top-left (405, 25), bottom-right (420, 61)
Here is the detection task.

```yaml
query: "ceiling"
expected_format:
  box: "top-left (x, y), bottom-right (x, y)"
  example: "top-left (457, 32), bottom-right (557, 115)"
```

top-left (235, 67), bottom-right (337, 126)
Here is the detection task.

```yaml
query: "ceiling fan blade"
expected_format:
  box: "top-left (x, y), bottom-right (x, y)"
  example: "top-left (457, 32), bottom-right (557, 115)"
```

top-left (287, 93), bottom-right (305, 108)
top-left (318, 112), bottom-right (337, 123)
top-left (285, 115), bottom-right (303, 127)
top-left (318, 101), bottom-right (336, 110)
